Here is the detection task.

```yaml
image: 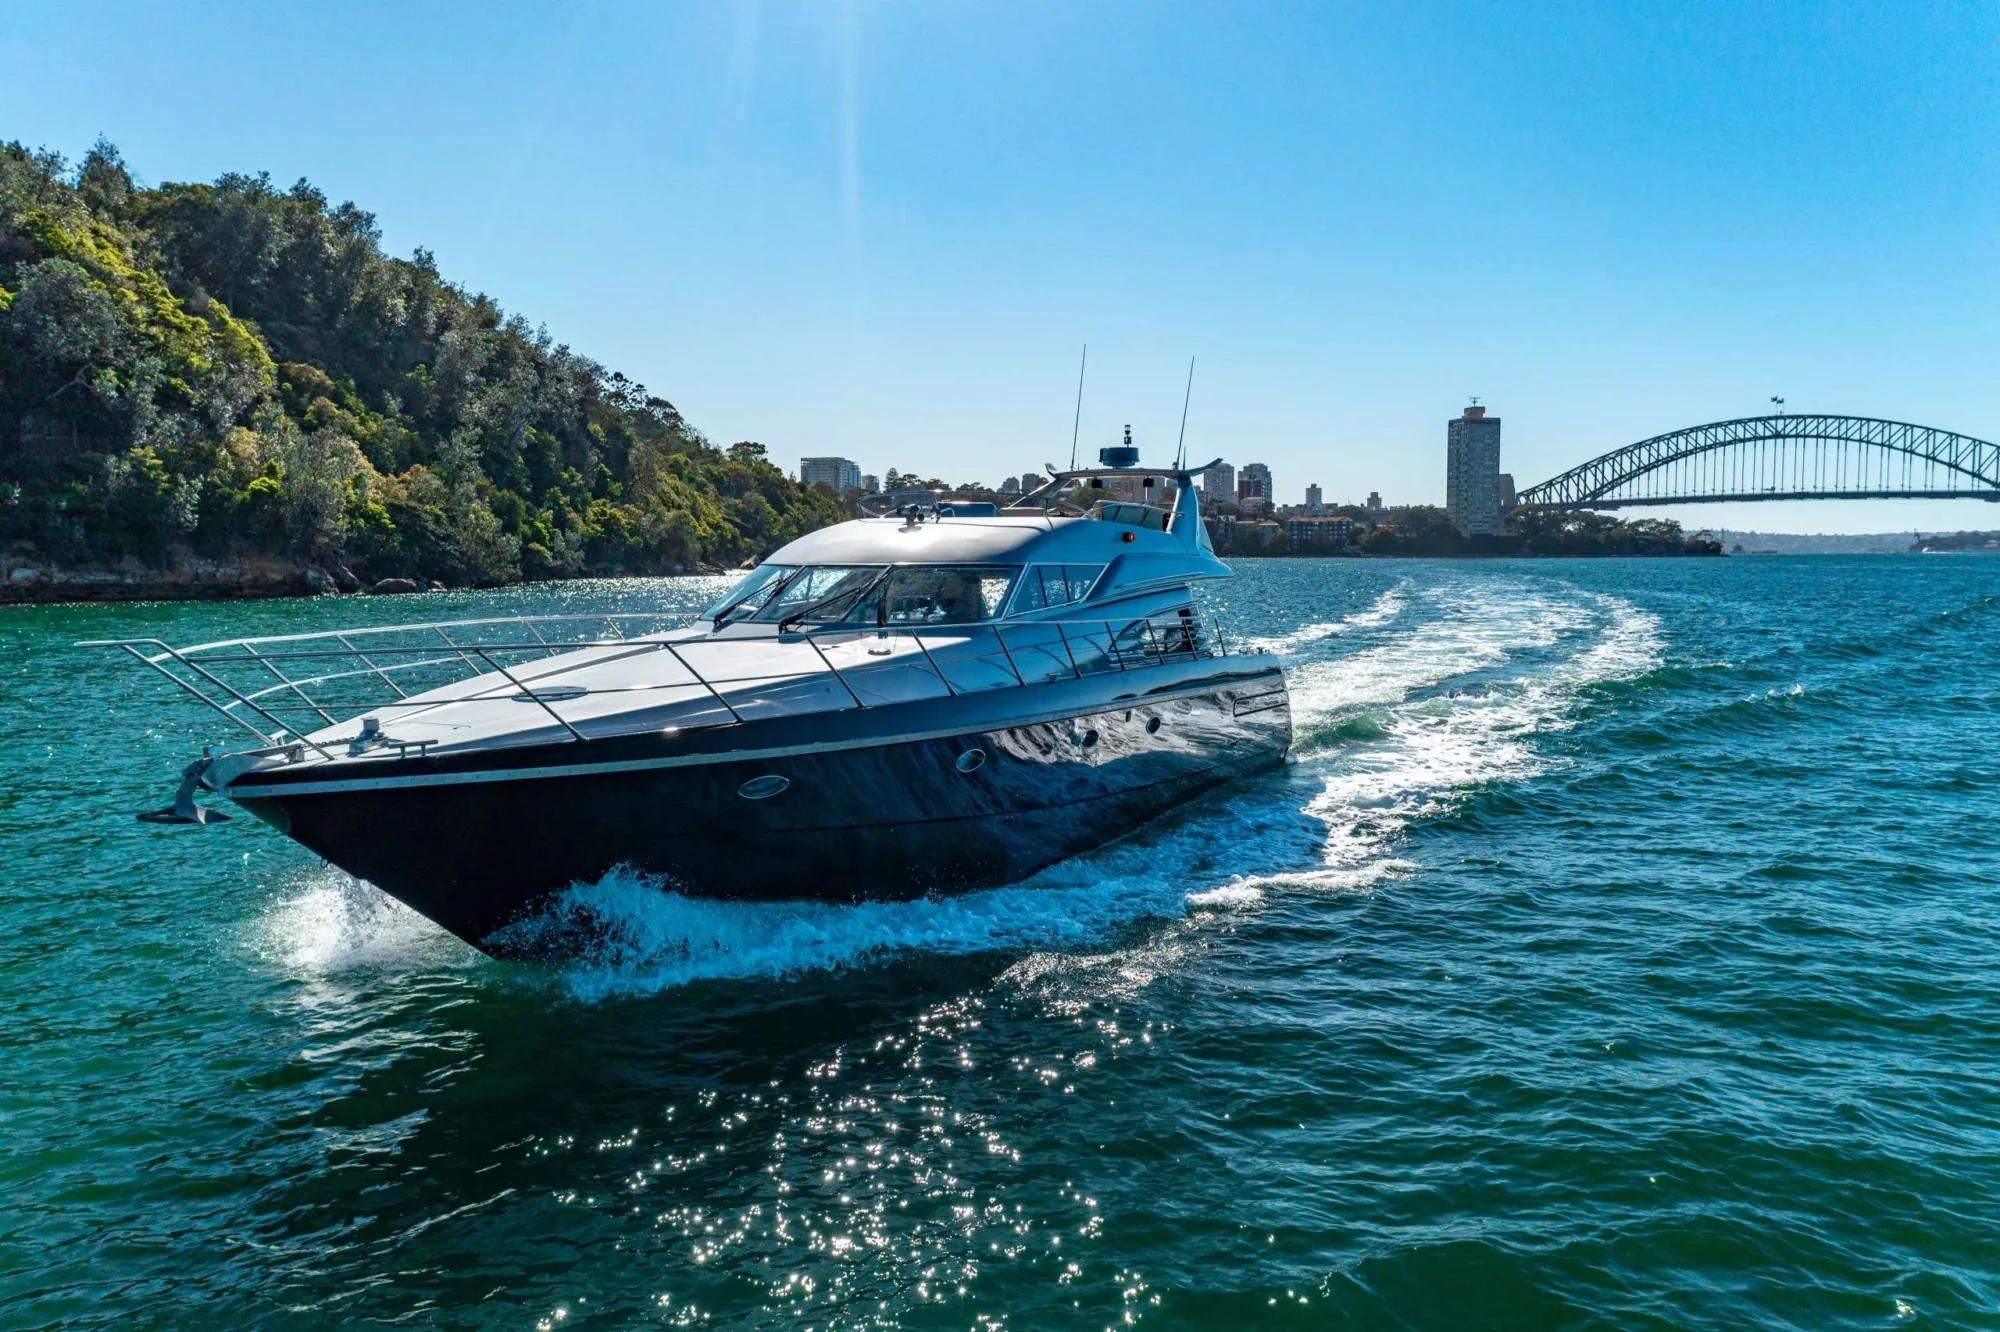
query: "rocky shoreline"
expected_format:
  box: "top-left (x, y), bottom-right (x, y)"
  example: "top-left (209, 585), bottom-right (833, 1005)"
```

top-left (1, 555), bottom-right (734, 606)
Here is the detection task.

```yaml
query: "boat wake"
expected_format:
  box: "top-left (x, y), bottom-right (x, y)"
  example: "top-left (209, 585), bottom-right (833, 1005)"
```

top-left (1292, 585), bottom-right (1661, 880)
top-left (1242, 586), bottom-right (1407, 655)
top-left (498, 867), bottom-right (1217, 1001)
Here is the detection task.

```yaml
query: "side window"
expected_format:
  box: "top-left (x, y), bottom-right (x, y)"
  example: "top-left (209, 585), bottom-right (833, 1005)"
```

top-left (978, 574), bottom-right (1012, 618)
top-left (1062, 565), bottom-right (1103, 604)
top-left (870, 566), bottom-right (1016, 625)
top-left (1010, 567), bottom-right (1050, 614)
top-left (1008, 565), bottom-right (1101, 615)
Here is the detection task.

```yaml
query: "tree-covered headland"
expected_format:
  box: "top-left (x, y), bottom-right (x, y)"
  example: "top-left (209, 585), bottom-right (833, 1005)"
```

top-left (1360, 506), bottom-right (1721, 557)
top-left (0, 140), bottom-right (848, 597)
top-left (1212, 504), bottom-right (1721, 558)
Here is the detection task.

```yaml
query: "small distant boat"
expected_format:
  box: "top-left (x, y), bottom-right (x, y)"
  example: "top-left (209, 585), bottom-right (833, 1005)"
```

top-left (89, 450), bottom-right (1291, 953)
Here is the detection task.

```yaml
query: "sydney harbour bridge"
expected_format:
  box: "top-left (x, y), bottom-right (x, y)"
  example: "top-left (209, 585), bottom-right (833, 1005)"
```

top-left (1516, 414), bottom-right (2000, 510)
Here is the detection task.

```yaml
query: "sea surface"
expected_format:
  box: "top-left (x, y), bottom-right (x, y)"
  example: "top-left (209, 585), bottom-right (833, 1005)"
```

top-left (2, 557), bottom-right (1997, 1329)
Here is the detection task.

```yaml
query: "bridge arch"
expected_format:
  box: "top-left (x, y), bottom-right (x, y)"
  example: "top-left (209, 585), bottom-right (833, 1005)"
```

top-left (1516, 415), bottom-right (2000, 510)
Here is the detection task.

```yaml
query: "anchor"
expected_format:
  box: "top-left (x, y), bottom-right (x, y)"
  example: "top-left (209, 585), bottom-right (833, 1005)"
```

top-left (138, 752), bottom-right (232, 826)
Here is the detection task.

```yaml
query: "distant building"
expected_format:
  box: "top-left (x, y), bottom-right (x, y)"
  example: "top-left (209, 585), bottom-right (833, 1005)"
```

top-left (1101, 472), bottom-right (1150, 503)
top-left (1019, 473), bottom-right (1041, 495)
top-left (801, 456), bottom-right (862, 493)
top-left (1305, 483), bottom-right (1323, 514)
top-left (1497, 473), bottom-right (1517, 513)
top-left (1238, 494), bottom-right (1267, 519)
top-left (999, 476), bottom-right (1020, 494)
top-left (1445, 406), bottom-right (1503, 536)
top-left (1365, 490), bottom-right (1384, 513)
top-left (1202, 462), bottom-right (1235, 508)
top-left (1285, 517), bottom-right (1354, 549)
top-left (860, 474), bottom-right (880, 495)
top-left (1238, 463), bottom-right (1272, 505)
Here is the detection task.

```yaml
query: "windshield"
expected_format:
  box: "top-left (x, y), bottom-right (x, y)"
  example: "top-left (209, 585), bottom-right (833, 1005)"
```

top-left (709, 565), bottom-right (1019, 627)
top-left (702, 564), bottom-right (795, 622)
top-left (753, 566), bottom-right (884, 623)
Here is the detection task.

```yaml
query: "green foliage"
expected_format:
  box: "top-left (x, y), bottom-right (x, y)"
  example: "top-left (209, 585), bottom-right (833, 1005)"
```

top-left (1346, 506), bottom-right (1717, 557)
top-left (1359, 506), bottom-right (1471, 556)
top-left (0, 141), bottom-right (846, 581)
top-left (1509, 508), bottom-right (1721, 556)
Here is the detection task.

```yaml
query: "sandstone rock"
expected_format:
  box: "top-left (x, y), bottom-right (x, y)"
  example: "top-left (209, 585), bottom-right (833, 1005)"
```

top-left (371, 577), bottom-right (423, 595)
top-left (301, 566), bottom-right (338, 596)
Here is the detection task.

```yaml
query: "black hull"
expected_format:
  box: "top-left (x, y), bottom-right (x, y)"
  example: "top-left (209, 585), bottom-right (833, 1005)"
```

top-left (227, 663), bottom-right (1290, 952)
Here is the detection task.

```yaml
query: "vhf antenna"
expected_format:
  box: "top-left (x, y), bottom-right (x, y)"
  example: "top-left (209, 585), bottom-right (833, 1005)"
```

top-left (1068, 344), bottom-right (1088, 471)
top-left (1174, 356), bottom-right (1195, 469)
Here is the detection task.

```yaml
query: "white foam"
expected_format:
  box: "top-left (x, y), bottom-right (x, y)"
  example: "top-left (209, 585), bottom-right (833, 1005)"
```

top-left (519, 866), bottom-right (1211, 1002)
top-left (251, 869), bottom-right (474, 975)
top-left (1244, 587), bottom-right (1406, 655)
top-left (1185, 883), bottom-right (1266, 907)
top-left (1283, 585), bottom-right (1586, 729)
top-left (1288, 582), bottom-right (1663, 878)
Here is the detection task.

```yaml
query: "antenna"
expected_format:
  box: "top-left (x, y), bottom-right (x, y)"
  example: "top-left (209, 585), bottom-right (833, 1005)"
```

top-left (1174, 356), bottom-right (1195, 469)
top-left (1068, 345), bottom-right (1088, 471)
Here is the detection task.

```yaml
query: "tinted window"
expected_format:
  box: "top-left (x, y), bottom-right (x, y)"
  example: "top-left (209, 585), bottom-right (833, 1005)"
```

top-left (851, 566), bottom-right (1016, 625)
top-left (1062, 565), bottom-right (1104, 603)
top-left (1010, 564), bottom-right (1104, 614)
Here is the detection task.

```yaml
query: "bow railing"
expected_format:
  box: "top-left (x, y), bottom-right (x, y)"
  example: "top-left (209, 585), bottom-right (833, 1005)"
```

top-left (80, 610), bottom-right (1229, 758)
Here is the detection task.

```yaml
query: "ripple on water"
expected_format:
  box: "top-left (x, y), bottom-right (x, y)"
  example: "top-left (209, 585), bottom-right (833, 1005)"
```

top-left (9, 558), bottom-right (2000, 1329)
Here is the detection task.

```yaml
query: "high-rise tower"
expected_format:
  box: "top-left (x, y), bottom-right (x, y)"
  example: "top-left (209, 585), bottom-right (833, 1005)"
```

top-left (1202, 462), bottom-right (1236, 509)
top-left (1445, 406), bottom-right (1503, 535)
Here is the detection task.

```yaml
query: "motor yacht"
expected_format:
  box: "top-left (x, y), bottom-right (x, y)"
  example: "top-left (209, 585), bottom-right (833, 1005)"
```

top-left (90, 450), bottom-right (1291, 952)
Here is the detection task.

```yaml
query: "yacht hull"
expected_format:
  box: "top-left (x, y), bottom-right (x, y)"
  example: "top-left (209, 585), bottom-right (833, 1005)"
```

top-left (222, 663), bottom-right (1291, 953)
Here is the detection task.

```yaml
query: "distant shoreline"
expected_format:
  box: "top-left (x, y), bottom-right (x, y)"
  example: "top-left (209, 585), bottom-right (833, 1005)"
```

top-left (0, 556), bottom-right (735, 607)
top-left (13, 547), bottom-right (1988, 610)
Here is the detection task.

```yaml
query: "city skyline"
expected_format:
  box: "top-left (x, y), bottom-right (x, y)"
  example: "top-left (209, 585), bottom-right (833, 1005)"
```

top-left (9, 3), bottom-right (1996, 534)
top-left (797, 390), bottom-right (2000, 531)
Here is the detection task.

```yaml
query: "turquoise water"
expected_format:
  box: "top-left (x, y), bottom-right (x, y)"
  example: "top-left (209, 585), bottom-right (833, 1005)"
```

top-left (3, 557), bottom-right (1997, 1328)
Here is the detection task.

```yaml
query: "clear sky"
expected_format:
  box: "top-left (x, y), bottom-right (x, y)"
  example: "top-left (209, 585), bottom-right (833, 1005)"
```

top-left (7, 1), bottom-right (1998, 532)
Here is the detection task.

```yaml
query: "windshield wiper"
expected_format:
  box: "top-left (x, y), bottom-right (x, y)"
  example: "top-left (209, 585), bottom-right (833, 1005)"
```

top-left (713, 570), bottom-right (798, 628)
top-left (778, 568), bottom-right (891, 631)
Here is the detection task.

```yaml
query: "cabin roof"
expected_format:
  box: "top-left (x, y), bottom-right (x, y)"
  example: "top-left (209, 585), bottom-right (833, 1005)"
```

top-left (768, 515), bottom-right (1057, 565)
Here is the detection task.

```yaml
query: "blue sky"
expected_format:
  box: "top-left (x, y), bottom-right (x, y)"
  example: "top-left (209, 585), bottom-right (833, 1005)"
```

top-left (7, 1), bottom-right (1998, 532)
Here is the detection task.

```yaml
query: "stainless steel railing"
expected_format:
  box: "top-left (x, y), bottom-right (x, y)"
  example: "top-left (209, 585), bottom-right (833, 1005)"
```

top-left (80, 610), bottom-right (1229, 757)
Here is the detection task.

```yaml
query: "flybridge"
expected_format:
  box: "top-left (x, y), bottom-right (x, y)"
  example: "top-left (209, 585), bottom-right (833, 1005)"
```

top-left (1010, 451), bottom-right (1226, 551)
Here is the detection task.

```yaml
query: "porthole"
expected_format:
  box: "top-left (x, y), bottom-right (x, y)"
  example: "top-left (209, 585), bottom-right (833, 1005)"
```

top-left (1080, 728), bottom-right (1099, 748)
top-left (737, 774), bottom-right (791, 800)
top-left (1145, 715), bottom-right (1162, 735)
top-left (955, 749), bottom-right (986, 773)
